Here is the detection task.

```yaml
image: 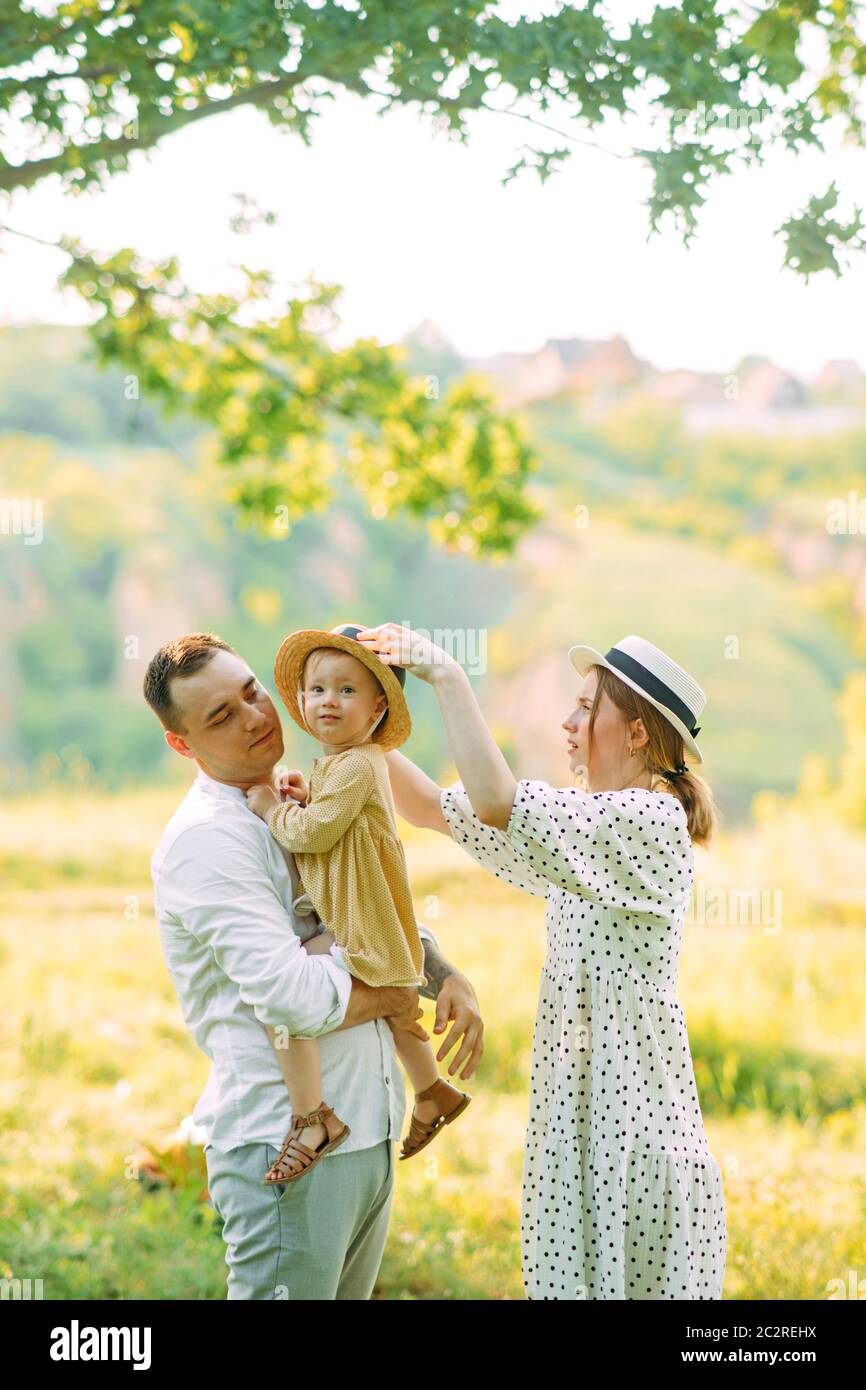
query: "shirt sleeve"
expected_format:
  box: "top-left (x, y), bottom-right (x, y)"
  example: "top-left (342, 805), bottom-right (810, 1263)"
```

top-left (159, 821), bottom-right (352, 1038)
top-left (416, 921), bottom-right (441, 952)
top-left (505, 779), bottom-right (691, 913)
top-left (267, 750), bottom-right (374, 854)
top-left (439, 780), bottom-right (549, 899)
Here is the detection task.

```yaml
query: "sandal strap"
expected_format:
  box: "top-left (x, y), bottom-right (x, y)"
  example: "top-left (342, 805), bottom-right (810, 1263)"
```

top-left (296, 1104), bottom-right (330, 1127)
top-left (268, 1132), bottom-right (319, 1179)
top-left (413, 1079), bottom-right (466, 1114)
top-left (404, 1111), bottom-right (443, 1150)
top-left (267, 1105), bottom-right (349, 1179)
top-left (295, 1102), bottom-right (345, 1144)
top-left (400, 1087), bottom-right (471, 1159)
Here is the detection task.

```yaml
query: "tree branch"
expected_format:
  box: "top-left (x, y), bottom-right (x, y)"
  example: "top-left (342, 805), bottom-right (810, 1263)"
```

top-left (0, 71), bottom-right (304, 193)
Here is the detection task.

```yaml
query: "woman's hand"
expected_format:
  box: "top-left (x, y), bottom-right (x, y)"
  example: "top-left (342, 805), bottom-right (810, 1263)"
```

top-left (355, 622), bottom-right (459, 684)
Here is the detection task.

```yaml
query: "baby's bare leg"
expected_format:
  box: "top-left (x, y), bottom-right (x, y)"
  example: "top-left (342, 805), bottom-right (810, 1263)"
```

top-left (264, 1027), bottom-right (328, 1150)
top-left (388, 1021), bottom-right (443, 1122)
top-left (265, 1027), bottom-right (324, 1112)
top-left (265, 931), bottom-right (336, 1147)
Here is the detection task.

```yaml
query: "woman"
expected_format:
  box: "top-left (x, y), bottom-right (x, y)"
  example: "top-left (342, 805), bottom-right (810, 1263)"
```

top-left (356, 624), bottom-right (727, 1301)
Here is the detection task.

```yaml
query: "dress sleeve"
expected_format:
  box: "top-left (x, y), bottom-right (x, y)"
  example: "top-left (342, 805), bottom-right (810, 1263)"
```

top-left (506, 779), bottom-right (691, 913)
top-left (439, 780), bottom-right (549, 899)
top-left (267, 750), bottom-right (374, 854)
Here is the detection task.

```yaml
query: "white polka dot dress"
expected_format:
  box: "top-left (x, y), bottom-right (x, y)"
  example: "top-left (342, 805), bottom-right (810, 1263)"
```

top-left (440, 778), bottom-right (727, 1301)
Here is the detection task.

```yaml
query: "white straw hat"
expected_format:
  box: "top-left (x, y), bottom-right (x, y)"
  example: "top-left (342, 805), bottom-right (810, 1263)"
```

top-left (568, 635), bottom-right (706, 766)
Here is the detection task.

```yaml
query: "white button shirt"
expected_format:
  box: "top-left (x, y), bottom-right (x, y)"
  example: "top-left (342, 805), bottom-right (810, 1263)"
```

top-left (151, 769), bottom-right (440, 1155)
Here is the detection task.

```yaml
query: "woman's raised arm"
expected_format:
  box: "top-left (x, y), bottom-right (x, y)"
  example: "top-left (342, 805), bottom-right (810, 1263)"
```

top-left (357, 624), bottom-right (518, 830)
top-left (427, 662), bottom-right (517, 829)
top-left (385, 749), bottom-right (449, 834)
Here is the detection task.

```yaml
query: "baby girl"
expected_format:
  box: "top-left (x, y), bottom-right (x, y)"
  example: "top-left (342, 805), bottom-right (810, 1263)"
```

top-left (245, 621), bottom-right (471, 1185)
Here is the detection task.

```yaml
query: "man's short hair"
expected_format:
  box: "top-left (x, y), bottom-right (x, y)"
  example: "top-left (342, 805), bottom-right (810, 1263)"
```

top-left (143, 633), bottom-right (234, 733)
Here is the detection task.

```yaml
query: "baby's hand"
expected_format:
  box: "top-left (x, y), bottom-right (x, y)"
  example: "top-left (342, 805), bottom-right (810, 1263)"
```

top-left (245, 783), bottom-right (279, 820)
top-left (278, 769), bottom-right (309, 806)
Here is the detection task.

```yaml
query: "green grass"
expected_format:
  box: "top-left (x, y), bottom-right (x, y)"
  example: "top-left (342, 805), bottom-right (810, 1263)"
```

top-left (1, 786), bottom-right (864, 1299)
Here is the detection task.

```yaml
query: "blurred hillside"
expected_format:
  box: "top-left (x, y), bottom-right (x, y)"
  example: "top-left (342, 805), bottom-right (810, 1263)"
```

top-left (2, 323), bottom-right (865, 820)
top-left (457, 324), bottom-right (866, 434)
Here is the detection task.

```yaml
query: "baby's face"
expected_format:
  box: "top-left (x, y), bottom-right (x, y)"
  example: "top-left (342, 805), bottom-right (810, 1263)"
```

top-left (302, 649), bottom-right (387, 749)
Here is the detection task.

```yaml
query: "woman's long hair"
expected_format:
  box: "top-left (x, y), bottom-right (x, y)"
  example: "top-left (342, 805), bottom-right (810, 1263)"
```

top-left (573, 664), bottom-right (719, 848)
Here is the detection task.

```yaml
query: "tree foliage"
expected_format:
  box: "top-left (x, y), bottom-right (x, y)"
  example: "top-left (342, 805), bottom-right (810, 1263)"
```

top-left (2, 0), bottom-right (864, 546)
top-left (53, 236), bottom-right (539, 553)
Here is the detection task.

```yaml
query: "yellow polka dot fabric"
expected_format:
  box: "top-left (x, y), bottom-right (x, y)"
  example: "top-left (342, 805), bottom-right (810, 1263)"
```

top-left (266, 742), bottom-right (425, 989)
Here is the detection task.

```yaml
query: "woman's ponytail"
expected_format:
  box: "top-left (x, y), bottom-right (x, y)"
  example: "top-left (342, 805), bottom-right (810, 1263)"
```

top-left (648, 766), bottom-right (718, 849)
top-left (587, 664), bottom-right (720, 848)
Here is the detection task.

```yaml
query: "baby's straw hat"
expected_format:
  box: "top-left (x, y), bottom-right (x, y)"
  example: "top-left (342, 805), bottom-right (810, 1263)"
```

top-left (274, 622), bottom-right (412, 752)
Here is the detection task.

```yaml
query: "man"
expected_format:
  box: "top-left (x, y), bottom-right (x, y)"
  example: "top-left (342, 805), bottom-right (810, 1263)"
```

top-left (143, 632), bottom-right (484, 1300)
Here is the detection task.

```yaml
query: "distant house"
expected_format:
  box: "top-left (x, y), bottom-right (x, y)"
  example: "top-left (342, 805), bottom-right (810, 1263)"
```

top-left (814, 358), bottom-right (865, 404)
top-left (454, 326), bottom-right (866, 430)
top-left (737, 361), bottom-right (808, 409)
top-left (469, 333), bottom-right (647, 407)
top-left (567, 334), bottom-right (645, 394)
top-left (649, 369), bottom-right (725, 405)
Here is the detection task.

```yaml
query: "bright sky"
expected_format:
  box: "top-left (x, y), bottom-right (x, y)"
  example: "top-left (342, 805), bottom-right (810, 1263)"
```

top-left (2, 27), bottom-right (865, 381)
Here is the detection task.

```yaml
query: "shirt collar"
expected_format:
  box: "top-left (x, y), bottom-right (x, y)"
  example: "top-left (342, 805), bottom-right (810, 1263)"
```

top-left (194, 768), bottom-right (251, 806)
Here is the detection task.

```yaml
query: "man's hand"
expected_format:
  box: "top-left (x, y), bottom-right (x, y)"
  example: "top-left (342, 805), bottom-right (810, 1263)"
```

top-left (431, 971), bottom-right (483, 1081)
top-left (334, 981), bottom-right (429, 1040)
top-left (245, 783), bottom-right (279, 820)
top-left (386, 986), bottom-right (430, 1042)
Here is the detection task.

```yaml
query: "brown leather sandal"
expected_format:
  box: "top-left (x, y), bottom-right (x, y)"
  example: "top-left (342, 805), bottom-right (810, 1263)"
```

top-left (398, 1078), bottom-right (471, 1161)
top-left (262, 1103), bottom-right (351, 1185)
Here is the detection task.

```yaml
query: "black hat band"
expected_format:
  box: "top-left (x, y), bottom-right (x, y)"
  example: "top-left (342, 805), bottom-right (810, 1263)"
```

top-left (604, 648), bottom-right (701, 739)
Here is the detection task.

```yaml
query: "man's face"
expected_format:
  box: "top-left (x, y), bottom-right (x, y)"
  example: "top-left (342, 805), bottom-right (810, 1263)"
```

top-left (164, 648), bottom-right (285, 787)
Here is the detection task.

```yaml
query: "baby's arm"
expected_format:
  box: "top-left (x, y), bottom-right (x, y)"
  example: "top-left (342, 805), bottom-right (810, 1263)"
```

top-left (246, 769), bottom-right (309, 823)
top-left (262, 751), bottom-right (375, 855)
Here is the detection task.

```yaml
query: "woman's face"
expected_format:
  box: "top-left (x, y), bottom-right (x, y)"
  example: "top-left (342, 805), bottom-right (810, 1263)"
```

top-left (562, 669), bottom-right (647, 792)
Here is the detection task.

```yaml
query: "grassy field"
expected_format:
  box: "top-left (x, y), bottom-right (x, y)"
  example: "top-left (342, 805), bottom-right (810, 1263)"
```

top-left (1, 783), bottom-right (865, 1300)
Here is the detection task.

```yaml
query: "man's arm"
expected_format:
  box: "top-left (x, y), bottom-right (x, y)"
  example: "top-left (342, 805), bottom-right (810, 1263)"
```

top-left (417, 924), bottom-right (484, 1080)
top-left (162, 823), bottom-right (353, 1039)
top-left (332, 978), bottom-right (427, 1037)
top-left (418, 933), bottom-right (453, 1001)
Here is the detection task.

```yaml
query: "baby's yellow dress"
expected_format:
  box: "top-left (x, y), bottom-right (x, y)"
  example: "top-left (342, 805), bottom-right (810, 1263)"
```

top-left (266, 742), bottom-right (426, 989)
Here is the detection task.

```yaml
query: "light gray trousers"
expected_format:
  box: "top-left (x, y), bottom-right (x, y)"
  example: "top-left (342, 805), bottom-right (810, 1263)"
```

top-left (205, 1138), bottom-right (394, 1299)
